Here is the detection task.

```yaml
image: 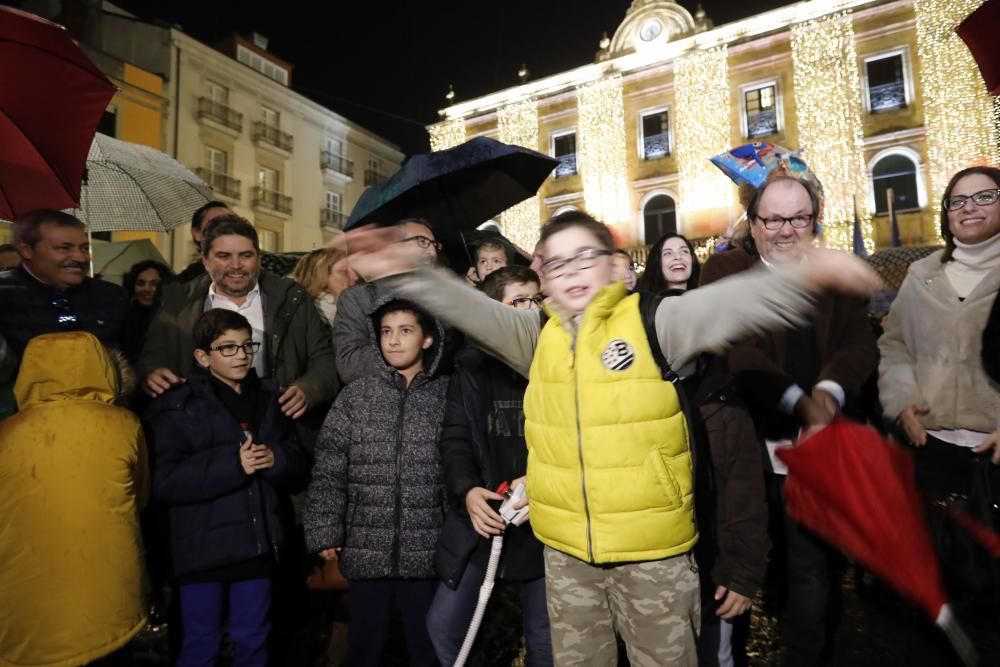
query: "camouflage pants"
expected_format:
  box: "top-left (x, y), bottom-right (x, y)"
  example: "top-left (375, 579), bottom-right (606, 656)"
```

top-left (543, 547), bottom-right (700, 666)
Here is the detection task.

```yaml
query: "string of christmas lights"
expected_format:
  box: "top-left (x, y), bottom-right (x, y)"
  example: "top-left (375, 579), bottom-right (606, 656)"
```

top-left (675, 46), bottom-right (734, 235)
top-left (577, 75), bottom-right (633, 232)
top-left (791, 12), bottom-right (873, 252)
top-left (428, 118), bottom-right (466, 151)
top-left (497, 99), bottom-right (542, 249)
top-left (915, 0), bottom-right (998, 240)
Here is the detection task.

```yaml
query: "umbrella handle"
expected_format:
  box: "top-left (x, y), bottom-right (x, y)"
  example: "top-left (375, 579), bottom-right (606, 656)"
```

top-left (936, 604), bottom-right (978, 666)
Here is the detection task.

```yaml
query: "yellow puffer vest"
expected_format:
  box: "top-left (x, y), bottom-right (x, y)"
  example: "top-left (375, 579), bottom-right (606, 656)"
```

top-left (524, 283), bottom-right (696, 564)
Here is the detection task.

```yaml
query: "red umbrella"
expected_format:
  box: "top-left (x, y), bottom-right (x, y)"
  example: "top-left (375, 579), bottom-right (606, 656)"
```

top-left (777, 419), bottom-right (976, 665)
top-left (0, 7), bottom-right (116, 219)
top-left (957, 0), bottom-right (1000, 95)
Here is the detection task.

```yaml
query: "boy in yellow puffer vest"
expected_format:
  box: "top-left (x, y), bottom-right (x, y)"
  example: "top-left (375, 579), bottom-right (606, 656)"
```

top-left (340, 210), bottom-right (880, 666)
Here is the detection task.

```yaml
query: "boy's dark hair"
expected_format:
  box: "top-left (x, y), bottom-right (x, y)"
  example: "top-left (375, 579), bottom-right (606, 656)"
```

top-left (372, 299), bottom-right (436, 344)
top-left (12, 209), bottom-right (85, 247)
top-left (123, 260), bottom-right (172, 297)
top-left (539, 209), bottom-right (614, 252)
top-left (939, 166), bottom-right (1000, 262)
top-left (201, 214), bottom-right (260, 257)
top-left (191, 200), bottom-right (230, 232)
top-left (194, 309), bottom-right (253, 351)
top-left (481, 265), bottom-right (540, 302)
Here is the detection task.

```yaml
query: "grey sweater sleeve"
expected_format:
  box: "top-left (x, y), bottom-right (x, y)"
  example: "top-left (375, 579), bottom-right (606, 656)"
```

top-left (656, 266), bottom-right (816, 369)
top-left (384, 267), bottom-right (540, 377)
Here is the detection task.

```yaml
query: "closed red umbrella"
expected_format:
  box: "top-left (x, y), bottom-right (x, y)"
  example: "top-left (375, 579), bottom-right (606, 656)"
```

top-left (777, 419), bottom-right (976, 665)
top-left (957, 0), bottom-right (1000, 94)
top-left (0, 7), bottom-right (116, 219)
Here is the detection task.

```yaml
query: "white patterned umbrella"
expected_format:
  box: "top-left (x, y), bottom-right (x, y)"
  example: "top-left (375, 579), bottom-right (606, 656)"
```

top-left (69, 133), bottom-right (213, 232)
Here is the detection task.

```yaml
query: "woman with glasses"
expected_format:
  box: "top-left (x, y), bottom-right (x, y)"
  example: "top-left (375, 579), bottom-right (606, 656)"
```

top-left (880, 166), bottom-right (1000, 665)
top-left (637, 233), bottom-right (701, 295)
top-left (701, 170), bottom-right (878, 666)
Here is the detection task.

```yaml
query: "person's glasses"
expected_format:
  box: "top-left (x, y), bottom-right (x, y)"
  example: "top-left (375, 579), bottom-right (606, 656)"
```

top-left (507, 295), bottom-right (544, 310)
top-left (401, 235), bottom-right (443, 253)
top-left (542, 248), bottom-right (613, 279)
top-left (943, 188), bottom-right (1000, 212)
top-left (50, 297), bottom-right (78, 326)
top-left (209, 341), bottom-right (261, 357)
top-left (754, 214), bottom-right (815, 231)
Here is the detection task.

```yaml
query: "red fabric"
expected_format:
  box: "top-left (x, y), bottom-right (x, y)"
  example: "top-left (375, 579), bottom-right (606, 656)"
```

top-left (777, 418), bottom-right (949, 621)
top-left (949, 506), bottom-right (1000, 559)
top-left (957, 0), bottom-right (1000, 95)
top-left (0, 7), bottom-right (115, 218)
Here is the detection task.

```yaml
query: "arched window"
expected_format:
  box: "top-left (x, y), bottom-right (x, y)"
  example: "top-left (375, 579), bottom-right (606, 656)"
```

top-left (872, 154), bottom-right (919, 215)
top-left (643, 194), bottom-right (677, 242)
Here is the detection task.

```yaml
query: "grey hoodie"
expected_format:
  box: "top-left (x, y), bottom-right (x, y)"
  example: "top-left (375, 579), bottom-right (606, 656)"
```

top-left (304, 296), bottom-right (449, 579)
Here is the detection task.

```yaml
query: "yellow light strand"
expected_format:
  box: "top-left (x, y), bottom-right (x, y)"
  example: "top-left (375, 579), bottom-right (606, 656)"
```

top-left (915, 0), bottom-right (998, 241)
top-left (675, 46), bottom-right (735, 237)
top-left (428, 118), bottom-right (466, 151)
top-left (497, 99), bottom-right (542, 250)
top-left (577, 75), bottom-right (632, 233)
top-left (791, 12), bottom-right (873, 252)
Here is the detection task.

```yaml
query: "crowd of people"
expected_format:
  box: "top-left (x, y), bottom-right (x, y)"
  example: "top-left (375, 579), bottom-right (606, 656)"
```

top-left (0, 162), bottom-right (998, 667)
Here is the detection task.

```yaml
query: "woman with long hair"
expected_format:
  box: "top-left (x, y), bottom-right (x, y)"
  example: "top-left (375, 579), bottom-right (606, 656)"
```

top-left (121, 259), bottom-right (172, 364)
top-left (291, 247), bottom-right (356, 330)
top-left (637, 233), bottom-right (701, 294)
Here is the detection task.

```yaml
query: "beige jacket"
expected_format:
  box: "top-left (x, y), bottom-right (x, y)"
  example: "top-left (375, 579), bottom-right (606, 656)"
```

top-left (878, 250), bottom-right (1000, 432)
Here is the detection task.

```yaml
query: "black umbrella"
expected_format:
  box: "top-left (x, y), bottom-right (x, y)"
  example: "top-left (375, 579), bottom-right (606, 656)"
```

top-left (344, 136), bottom-right (557, 241)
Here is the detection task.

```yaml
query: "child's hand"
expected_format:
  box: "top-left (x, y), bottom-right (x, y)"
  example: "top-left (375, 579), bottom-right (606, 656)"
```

top-left (714, 586), bottom-right (752, 619)
top-left (239, 435), bottom-right (256, 475)
top-left (319, 547), bottom-right (341, 561)
top-left (250, 444), bottom-right (275, 471)
top-left (466, 487), bottom-right (505, 538)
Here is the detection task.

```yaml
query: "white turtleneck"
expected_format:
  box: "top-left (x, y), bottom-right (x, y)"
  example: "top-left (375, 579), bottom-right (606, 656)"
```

top-left (944, 232), bottom-right (1000, 299)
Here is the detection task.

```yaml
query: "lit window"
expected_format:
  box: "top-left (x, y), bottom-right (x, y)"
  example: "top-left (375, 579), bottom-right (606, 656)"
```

top-left (866, 53), bottom-right (907, 113)
top-left (744, 84), bottom-right (778, 138)
top-left (552, 132), bottom-right (577, 178)
top-left (640, 111), bottom-right (670, 160)
top-left (872, 154), bottom-right (919, 214)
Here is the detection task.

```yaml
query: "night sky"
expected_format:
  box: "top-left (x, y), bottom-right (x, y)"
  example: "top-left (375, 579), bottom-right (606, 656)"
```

top-left (113, 0), bottom-right (794, 154)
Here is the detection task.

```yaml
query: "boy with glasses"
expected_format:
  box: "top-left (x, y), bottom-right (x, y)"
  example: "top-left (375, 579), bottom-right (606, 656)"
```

top-left (144, 309), bottom-right (309, 667)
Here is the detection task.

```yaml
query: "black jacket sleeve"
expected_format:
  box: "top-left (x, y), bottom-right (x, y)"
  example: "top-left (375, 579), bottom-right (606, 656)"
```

top-left (438, 369), bottom-right (485, 503)
top-left (983, 291), bottom-right (1000, 384)
top-left (261, 407), bottom-right (313, 494)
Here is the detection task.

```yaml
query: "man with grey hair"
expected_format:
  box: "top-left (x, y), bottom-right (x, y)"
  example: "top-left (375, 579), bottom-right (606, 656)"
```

top-left (0, 209), bottom-right (127, 359)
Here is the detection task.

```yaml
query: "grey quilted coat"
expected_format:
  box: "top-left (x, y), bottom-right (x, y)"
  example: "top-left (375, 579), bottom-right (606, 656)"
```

top-left (304, 301), bottom-right (449, 579)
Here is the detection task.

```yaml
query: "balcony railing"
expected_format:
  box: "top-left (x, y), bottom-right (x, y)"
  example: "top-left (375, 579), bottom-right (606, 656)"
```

top-left (321, 208), bottom-right (345, 230)
top-left (554, 153), bottom-right (577, 178)
top-left (251, 187), bottom-right (292, 215)
top-left (364, 169), bottom-right (387, 186)
top-left (869, 80), bottom-right (906, 113)
top-left (195, 168), bottom-right (241, 200)
top-left (252, 122), bottom-right (294, 153)
top-left (747, 109), bottom-right (778, 138)
top-left (321, 151), bottom-right (355, 177)
top-left (197, 97), bottom-right (243, 132)
top-left (642, 133), bottom-right (670, 160)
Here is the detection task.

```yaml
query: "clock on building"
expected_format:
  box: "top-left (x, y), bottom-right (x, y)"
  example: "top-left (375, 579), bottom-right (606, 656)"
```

top-left (639, 19), bottom-right (663, 42)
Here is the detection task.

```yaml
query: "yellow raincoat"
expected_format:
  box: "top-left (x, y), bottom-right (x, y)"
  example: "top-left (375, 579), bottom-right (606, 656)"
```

top-left (0, 332), bottom-right (149, 667)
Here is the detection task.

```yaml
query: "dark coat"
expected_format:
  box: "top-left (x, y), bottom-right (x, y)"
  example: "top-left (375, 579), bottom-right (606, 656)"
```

top-left (304, 305), bottom-right (449, 580)
top-left (700, 248), bottom-right (877, 438)
top-left (136, 270), bottom-right (339, 448)
top-left (435, 347), bottom-right (544, 587)
top-left (0, 266), bottom-right (128, 359)
top-left (144, 372), bottom-right (310, 577)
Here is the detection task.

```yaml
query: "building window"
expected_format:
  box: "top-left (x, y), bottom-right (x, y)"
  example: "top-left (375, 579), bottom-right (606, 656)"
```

top-left (258, 228), bottom-right (279, 253)
top-left (643, 194), bottom-right (677, 242)
top-left (640, 110), bottom-right (670, 160)
top-left (865, 53), bottom-right (907, 113)
top-left (257, 166), bottom-right (279, 192)
top-left (206, 80), bottom-right (229, 105)
top-left (552, 131), bottom-right (577, 178)
top-left (204, 146), bottom-right (228, 175)
top-left (325, 137), bottom-right (343, 157)
top-left (872, 153), bottom-right (919, 214)
top-left (237, 45), bottom-right (289, 86)
top-left (326, 191), bottom-right (341, 213)
top-left (744, 84), bottom-right (778, 138)
top-left (261, 106), bottom-right (280, 128)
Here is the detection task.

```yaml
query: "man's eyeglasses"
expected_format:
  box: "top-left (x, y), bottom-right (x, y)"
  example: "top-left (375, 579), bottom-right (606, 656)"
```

top-left (50, 297), bottom-right (78, 326)
top-left (507, 295), bottom-right (545, 310)
top-left (753, 214), bottom-right (815, 231)
top-left (541, 248), bottom-right (613, 279)
top-left (943, 188), bottom-right (1000, 212)
top-left (401, 235), bottom-right (443, 253)
top-left (209, 341), bottom-right (261, 357)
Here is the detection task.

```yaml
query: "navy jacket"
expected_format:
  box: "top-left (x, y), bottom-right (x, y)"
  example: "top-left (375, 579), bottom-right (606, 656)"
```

top-left (144, 371), bottom-right (310, 577)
